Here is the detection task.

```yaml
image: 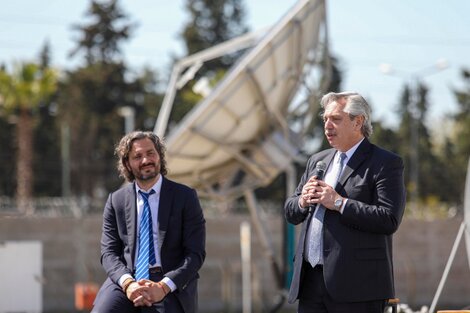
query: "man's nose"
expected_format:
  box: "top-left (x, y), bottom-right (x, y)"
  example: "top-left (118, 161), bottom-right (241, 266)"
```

top-left (324, 119), bottom-right (332, 128)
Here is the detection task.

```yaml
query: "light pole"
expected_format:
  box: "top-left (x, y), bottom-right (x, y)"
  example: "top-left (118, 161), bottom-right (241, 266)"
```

top-left (117, 106), bottom-right (135, 134)
top-left (379, 59), bottom-right (449, 205)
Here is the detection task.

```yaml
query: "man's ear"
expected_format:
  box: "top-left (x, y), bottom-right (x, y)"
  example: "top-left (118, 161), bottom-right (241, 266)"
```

top-left (355, 115), bottom-right (365, 130)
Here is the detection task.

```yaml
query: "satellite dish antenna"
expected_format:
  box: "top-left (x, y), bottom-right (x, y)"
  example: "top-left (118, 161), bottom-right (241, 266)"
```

top-left (429, 156), bottom-right (470, 313)
top-left (154, 0), bottom-right (329, 199)
top-left (153, 0), bottom-right (330, 310)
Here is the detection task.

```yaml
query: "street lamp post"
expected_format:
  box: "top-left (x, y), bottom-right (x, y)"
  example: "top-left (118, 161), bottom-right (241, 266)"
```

top-left (379, 59), bottom-right (449, 205)
top-left (117, 106), bottom-right (135, 134)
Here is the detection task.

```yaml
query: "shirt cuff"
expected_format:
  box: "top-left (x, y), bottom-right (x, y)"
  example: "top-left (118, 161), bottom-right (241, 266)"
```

top-left (339, 198), bottom-right (348, 214)
top-left (162, 277), bottom-right (177, 292)
top-left (118, 273), bottom-right (134, 287)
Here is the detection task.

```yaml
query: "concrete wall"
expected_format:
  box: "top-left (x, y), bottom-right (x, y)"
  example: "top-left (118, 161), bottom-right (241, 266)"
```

top-left (0, 214), bottom-right (468, 312)
top-left (393, 219), bottom-right (470, 309)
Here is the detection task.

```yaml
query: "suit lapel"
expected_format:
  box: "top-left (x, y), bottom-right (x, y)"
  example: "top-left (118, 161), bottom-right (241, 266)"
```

top-left (124, 182), bottom-right (138, 266)
top-left (158, 177), bottom-right (172, 253)
top-left (336, 138), bottom-right (371, 189)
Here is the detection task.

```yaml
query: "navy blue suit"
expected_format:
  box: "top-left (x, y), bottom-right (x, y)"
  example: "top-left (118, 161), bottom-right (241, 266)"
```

top-left (285, 139), bottom-right (405, 304)
top-left (93, 177), bottom-right (206, 313)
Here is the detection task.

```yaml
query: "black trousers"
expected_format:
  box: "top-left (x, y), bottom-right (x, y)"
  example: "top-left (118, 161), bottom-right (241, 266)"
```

top-left (298, 262), bottom-right (385, 313)
top-left (91, 271), bottom-right (184, 313)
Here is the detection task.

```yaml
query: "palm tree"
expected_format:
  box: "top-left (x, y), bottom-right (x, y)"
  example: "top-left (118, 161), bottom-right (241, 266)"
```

top-left (0, 62), bottom-right (57, 214)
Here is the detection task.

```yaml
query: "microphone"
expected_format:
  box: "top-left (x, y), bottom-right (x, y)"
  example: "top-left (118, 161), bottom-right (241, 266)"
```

top-left (307, 161), bottom-right (326, 213)
top-left (314, 160), bottom-right (327, 181)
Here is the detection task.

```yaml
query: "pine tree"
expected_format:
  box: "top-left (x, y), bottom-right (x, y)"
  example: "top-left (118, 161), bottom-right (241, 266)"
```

top-left (69, 0), bottom-right (135, 65)
top-left (449, 69), bottom-right (470, 206)
top-left (58, 0), bottom-right (160, 198)
top-left (395, 82), bottom-right (444, 205)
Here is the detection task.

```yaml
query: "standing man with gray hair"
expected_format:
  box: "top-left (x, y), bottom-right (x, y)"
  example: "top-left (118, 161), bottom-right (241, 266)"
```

top-left (285, 92), bottom-right (406, 312)
top-left (92, 131), bottom-right (206, 313)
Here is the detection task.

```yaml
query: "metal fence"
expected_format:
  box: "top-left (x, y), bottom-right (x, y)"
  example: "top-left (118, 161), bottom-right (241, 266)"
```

top-left (0, 196), bottom-right (284, 218)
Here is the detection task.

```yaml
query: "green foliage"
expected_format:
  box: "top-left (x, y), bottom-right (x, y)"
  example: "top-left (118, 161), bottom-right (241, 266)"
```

top-left (452, 69), bottom-right (470, 162)
top-left (70, 0), bottom-right (135, 65)
top-left (33, 103), bottom-right (62, 196)
top-left (373, 79), bottom-right (469, 209)
top-left (181, 0), bottom-right (249, 76)
top-left (57, 61), bottom-right (160, 196)
top-left (305, 56), bottom-right (344, 154)
top-left (0, 0), bottom-right (468, 216)
top-left (168, 0), bottom-right (250, 127)
top-left (0, 116), bottom-right (15, 195)
top-left (55, 0), bottom-right (163, 198)
top-left (404, 195), bottom-right (457, 220)
top-left (0, 42), bottom-right (61, 198)
top-left (0, 62), bottom-right (58, 209)
top-left (0, 63), bottom-right (57, 113)
top-left (444, 68), bottom-right (470, 206)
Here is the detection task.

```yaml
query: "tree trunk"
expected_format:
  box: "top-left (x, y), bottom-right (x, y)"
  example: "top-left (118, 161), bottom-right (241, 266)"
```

top-left (16, 108), bottom-right (34, 214)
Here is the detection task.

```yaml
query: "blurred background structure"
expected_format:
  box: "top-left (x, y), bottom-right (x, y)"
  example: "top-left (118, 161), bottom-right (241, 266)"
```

top-left (0, 0), bottom-right (469, 312)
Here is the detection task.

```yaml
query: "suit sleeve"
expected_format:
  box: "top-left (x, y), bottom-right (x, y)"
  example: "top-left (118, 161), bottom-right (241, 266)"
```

top-left (100, 193), bottom-right (132, 284)
top-left (164, 188), bottom-right (206, 290)
top-left (340, 154), bottom-right (406, 235)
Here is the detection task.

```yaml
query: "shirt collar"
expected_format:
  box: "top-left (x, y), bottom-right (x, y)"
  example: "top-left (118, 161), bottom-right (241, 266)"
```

top-left (135, 175), bottom-right (163, 196)
top-left (338, 138), bottom-right (364, 162)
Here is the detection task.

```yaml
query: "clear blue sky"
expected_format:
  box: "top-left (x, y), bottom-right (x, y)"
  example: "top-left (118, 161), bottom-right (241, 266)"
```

top-left (1, 0), bottom-right (469, 129)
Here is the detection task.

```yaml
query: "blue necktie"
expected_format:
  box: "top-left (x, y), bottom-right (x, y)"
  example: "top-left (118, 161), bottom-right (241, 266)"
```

top-left (307, 152), bottom-right (347, 267)
top-left (135, 190), bottom-right (156, 280)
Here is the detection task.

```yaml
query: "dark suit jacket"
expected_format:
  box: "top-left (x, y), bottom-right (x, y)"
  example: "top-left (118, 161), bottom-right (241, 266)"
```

top-left (95, 177), bottom-right (206, 313)
top-left (285, 138), bottom-right (405, 303)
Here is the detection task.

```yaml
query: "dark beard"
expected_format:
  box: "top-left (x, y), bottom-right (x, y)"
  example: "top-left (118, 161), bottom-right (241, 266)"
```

top-left (132, 163), bottom-right (159, 181)
top-left (137, 171), bottom-right (158, 181)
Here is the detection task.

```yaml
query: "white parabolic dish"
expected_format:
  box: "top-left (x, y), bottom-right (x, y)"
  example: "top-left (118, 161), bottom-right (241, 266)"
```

top-left (159, 0), bottom-right (328, 199)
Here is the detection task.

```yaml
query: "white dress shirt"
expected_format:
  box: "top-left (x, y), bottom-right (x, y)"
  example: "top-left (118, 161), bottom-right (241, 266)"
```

top-left (119, 176), bottom-right (176, 292)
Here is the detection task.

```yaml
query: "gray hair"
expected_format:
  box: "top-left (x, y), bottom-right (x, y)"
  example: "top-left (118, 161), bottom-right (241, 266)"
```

top-left (320, 91), bottom-right (373, 137)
